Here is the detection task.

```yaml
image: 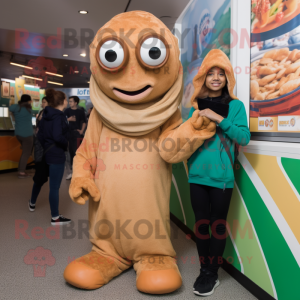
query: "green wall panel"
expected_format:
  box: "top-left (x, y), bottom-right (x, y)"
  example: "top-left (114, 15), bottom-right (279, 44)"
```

top-left (281, 158), bottom-right (300, 196)
top-left (235, 161), bottom-right (300, 300)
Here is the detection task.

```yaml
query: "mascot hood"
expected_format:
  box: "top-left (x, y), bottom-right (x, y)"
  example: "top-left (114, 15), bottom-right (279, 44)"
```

top-left (190, 49), bottom-right (238, 109)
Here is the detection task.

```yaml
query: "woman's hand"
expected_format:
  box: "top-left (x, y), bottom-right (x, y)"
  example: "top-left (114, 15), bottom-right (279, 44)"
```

top-left (198, 109), bottom-right (224, 124)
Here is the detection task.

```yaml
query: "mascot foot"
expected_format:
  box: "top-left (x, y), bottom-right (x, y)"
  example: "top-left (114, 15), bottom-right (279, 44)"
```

top-left (64, 251), bottom-right (122, 289)
top-left (135, 255), bottom-right (182, 294)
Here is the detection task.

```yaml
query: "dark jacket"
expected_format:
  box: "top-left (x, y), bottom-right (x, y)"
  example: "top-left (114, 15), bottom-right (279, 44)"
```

top-left (36, 109), bottom-right (44, 127)
top-left (37, 106), bottom-right (70, 164)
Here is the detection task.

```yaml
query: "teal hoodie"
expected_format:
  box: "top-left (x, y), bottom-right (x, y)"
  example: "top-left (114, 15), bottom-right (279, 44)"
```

top-left (187, 99), bottom-right (250, 190)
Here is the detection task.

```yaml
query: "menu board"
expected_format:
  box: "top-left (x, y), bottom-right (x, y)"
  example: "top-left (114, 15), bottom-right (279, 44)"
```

top-left (250, 0), bottom-right (300, 138)
top-left (15, 78), bottom-right (25, 101)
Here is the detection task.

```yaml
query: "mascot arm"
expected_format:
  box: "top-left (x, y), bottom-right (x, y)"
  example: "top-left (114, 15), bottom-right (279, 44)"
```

top-left (158, 109), bottom-right (216, 164)
top-left (69, 109), bottom-right (102, 205)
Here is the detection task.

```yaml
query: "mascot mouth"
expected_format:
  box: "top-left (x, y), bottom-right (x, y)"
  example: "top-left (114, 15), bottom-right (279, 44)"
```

top-left (113, 85), bottom-right (153, 101)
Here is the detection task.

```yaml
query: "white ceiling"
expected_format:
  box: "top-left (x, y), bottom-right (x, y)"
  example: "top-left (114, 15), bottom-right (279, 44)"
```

top-left (0, 0), bottom-right (128, 35)
top-left (0, 0), bottom-right (190, 85)
top-left (0, 0), bottom-right (189, 62)
top-left (0, 0), bottom-right (188, 34)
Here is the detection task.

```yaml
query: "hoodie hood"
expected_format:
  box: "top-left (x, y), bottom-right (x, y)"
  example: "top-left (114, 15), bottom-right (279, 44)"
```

top-left (190, 49), bottom-right (238, 109)
top-left (43, 106), bottom-right (64, 121)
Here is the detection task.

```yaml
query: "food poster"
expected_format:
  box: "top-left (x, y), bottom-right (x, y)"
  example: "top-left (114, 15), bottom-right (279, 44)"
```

top-left (10, 83), bottom-right (16, 106)
top-left (0, 82), bottom-right (10, 107)
top-left (15, 78), bottom-right (25, 101)
top-left (2, 82), bottom-right (10, 98)
top-left (179, 0), bottom-right (231, 121)
top-left (250, 0), bottom-right (300, 133)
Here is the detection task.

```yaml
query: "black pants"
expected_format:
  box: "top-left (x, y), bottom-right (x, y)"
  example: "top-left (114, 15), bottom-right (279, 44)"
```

top-left (69, 131), bottom-right (83, 170)
top-left (33, 160), bottom-right (49, 186)
top-left (190, 183), bottom-right (233, 274)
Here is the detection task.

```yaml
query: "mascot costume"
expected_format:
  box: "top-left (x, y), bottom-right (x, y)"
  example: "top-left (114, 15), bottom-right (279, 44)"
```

top-left (64, 11), bottom-right (216, 294)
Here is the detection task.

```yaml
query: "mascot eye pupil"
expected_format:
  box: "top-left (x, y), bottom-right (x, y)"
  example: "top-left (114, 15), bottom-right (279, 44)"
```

top-left (105, 50), bottom-right (117, 62)
top-left (99, 40), bottom-right (124, 69)
top-left (139, 37), bottom-right (167, 67)
top-left (149, 47), bottom-right (161, 60)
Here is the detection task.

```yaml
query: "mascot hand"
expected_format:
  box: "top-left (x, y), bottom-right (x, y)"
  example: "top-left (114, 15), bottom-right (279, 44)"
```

top-left (69, 177), bottom-right (101, 205)
top-left (190, 109), bottom-right (216, 132)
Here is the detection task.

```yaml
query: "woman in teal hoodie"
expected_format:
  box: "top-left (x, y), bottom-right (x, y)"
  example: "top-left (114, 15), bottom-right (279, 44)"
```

top-left (188, 50), bottom-right (250, 297)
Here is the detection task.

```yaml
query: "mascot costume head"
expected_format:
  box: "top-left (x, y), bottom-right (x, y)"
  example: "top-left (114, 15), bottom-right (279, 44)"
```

top-left (89, 11), bottom-right (183, 136)
top-left (64, 11), bottom-right (216, 295)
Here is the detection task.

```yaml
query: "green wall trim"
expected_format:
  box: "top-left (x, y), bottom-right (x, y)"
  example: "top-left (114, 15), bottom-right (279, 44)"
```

top-left (235, 161), bottom-right (300, 300)
top-left (228, 183), bottom-right (274, 297)
top-left (281, 158), bottom-right (300, 196)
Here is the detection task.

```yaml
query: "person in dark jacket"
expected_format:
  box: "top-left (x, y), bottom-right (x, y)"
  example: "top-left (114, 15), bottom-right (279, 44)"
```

top-left (64, 96), bottom-right (87, 180)
top-left (28, 88), bottom-right (71, 225)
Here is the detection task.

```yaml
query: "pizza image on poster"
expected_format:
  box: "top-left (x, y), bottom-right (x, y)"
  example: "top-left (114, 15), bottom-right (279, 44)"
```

top-left (251, 0), bottom-right (300, 34)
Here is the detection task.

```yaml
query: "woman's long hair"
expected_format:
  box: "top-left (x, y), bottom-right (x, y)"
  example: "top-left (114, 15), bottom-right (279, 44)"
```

top-left (220, 82), bottom-right (233, 105)
top-left (18, 94), bottom-right (32, 113)
top-left (45, 89), bottom-right (65, 108)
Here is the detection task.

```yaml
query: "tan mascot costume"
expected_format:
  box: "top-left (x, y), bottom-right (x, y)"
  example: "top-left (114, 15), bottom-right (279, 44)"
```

top-left (64, 11), bottom-right (216, 294)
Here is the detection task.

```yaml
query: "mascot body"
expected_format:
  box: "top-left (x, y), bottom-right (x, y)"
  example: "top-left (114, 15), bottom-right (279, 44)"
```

top-left (64, 11), bottom-right (216, 294)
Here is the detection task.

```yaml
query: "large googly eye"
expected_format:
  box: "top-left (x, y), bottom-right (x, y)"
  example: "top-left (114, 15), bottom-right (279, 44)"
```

top-left (96, 37), bottom-right (129, 71)
top-left (136, 34), bottom-right (170, 69)
top-left (140, 38), bottom-right (166, 66)
top-left (99, 41), bottom-right (124, 68)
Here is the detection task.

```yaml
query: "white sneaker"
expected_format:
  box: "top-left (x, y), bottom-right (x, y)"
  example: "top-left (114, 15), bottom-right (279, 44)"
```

top-left (66, 173), bottom-right (72, 180)
top-left (28, 200), bottom-right (35, 212)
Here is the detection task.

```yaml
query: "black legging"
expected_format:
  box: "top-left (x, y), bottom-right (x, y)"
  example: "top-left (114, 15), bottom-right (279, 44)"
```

top-left (190, 183), bottom-right (233, 274)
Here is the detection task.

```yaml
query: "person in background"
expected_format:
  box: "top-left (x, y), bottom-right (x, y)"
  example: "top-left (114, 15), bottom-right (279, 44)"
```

top-left (36, 97), bottom-right (48, 130)
top-left (86, 106), bottom-right (93, 121)
top-left (29, 88), bottom-right (71, 225)
top-left (64, 96), bottom-right (87, 180)
top-left (9, 94), bottom-right (34, 179)
top-left (84, 106), bottom-right (93, 134)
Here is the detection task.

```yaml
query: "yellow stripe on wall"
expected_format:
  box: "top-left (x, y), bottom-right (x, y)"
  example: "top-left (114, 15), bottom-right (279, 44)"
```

top-left (245, 153), bottom-right (300, 244)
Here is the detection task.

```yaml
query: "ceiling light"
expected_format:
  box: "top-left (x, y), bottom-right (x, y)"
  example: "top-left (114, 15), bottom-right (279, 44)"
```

top-left (79, 10), bottom-right (88, 14)
top-left (10, 62), bottom-right (33, 69)
top-left (74, 71), bottom-right (79, 73)
top-left (45, 72), bottom-right (63, 77)
top-left (22, 75), bottom-right (43, 81)
top-left (63, 54), bottom-right (68, 57)
top-left (80, 53), bottom-right (86, 57)
top-left (48, 81), bottom-right (63, 86)
top-left (1, 78), bottom-right (15, 83)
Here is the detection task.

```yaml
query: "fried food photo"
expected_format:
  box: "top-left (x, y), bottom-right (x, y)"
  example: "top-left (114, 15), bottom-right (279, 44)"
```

top-left (251, 47), bottom-right (300, 100)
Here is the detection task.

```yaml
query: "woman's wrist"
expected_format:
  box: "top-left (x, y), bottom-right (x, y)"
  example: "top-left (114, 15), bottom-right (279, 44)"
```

top-left (216, 116), bottom-right (224, 124)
